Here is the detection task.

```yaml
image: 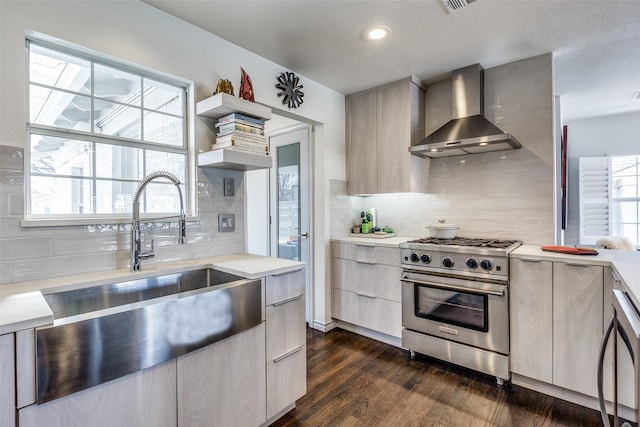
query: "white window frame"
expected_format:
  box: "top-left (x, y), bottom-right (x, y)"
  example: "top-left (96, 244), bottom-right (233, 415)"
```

top-left (23, 36), bottom-right (196, 227)
top-left (579, 155), bottom-right (640, 247)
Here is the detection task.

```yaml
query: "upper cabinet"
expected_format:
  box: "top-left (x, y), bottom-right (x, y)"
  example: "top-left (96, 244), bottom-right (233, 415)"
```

top-left (346, 76), bottom-right (427, 195)
top-left (196, 93), bottom-right (273, 171)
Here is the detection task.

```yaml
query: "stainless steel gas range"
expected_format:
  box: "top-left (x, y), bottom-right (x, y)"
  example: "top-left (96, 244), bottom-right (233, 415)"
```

top-left (399, 237), bottom-right (521, 385)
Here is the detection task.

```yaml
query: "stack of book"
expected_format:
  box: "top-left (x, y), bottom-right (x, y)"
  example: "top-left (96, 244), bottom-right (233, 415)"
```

top-left (211, 112), bottom-right (269, 155)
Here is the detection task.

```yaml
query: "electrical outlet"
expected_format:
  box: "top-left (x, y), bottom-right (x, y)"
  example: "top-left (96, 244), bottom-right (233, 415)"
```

top-left (218, 213), bottom-right (235, 232)
top-left (223, 178), bottom-right (234, 196)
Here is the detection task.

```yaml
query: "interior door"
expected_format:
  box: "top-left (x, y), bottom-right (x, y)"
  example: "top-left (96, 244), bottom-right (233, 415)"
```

top-left (269, 125), bottom-right (312, 322)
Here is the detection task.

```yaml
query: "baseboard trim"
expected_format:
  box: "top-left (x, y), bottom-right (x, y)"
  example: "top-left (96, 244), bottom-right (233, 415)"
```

top-left (511, 373), bottom-right (637, 422)
top-left (334, 320), bottom-right (402, 348)
top-left (311, 319), bottom-right (337, 333)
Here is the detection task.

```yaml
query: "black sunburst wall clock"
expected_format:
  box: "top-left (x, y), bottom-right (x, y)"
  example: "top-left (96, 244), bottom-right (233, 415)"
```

top-left (276, 72), bottom-right (304, 108)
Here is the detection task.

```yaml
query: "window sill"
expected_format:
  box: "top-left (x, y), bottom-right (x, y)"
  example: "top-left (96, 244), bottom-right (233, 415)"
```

top-left (21, 215), bottom-right (198, 228)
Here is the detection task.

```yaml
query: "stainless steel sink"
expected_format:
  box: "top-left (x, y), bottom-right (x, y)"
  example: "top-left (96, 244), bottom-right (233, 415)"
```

top-left (36, 269), bottom-right (262, 403)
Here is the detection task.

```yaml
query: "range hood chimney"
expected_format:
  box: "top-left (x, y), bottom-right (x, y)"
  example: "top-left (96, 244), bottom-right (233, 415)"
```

top-left (410, 64), bottom-right (521, 158)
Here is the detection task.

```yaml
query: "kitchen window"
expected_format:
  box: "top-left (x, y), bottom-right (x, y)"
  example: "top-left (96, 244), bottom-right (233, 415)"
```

top-left (579, 155), bottom-right (640, 247)
top-left (26, 39), bottom-right (190, 222)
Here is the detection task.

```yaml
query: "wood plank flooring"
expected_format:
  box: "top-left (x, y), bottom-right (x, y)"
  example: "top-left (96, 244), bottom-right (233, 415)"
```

top-left (271, 327), bottom-right (607, 427)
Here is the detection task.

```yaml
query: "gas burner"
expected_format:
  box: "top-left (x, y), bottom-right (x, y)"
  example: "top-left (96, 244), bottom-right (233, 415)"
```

top-left (407, 237), bottom-right (520, 249)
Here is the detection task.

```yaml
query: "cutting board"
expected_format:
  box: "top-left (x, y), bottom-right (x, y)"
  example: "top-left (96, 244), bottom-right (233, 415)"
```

top-left (541, 245), bottom-right (599, 255)
top-left (349, 233), bottom-right (396, 239)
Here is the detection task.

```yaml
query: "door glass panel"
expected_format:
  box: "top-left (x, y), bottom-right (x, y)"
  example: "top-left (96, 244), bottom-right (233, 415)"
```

top-left (277, 143), bottom-right (300, 261)
top-left (415, 285), bottom-right (488, 332)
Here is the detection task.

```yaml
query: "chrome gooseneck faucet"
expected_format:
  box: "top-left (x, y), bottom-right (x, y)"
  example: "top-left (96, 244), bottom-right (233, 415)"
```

top-left (131, 171), bottom-right (186, 271)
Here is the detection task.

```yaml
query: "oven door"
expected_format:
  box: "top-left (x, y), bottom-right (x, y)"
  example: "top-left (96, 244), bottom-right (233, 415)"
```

top-left (401, 271), bottom-right (509, 354)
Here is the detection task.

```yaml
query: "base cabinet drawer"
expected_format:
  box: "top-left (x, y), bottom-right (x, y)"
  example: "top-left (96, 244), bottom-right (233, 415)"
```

top-left (332, 288), bottom-right (401, 338)
top-left (357, 294), bottom-right (401, 337)
top-left (266, 344), bottom-right (306, 419)
top-left (266, 295), bottom-right (305, 360)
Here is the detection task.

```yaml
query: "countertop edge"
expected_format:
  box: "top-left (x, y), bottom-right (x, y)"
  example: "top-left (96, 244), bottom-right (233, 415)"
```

top-left (330, 235), bottom-right (416, 247)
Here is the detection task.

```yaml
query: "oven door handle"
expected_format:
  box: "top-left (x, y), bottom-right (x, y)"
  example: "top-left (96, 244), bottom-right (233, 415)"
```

top-left (400, 278), bottom-right (506, 297)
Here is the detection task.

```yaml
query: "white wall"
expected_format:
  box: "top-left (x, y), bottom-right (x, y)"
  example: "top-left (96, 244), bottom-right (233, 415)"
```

top-left (0, 1), bottom-right (345, 329)
top-left (563, 111), bottom-right (640, 245)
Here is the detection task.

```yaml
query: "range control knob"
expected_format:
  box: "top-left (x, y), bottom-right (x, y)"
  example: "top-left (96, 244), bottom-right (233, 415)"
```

top-left (480, 259), bottom-right (494, 271)
top-left (420, 254), bottom-right (432, 264)
top-left (442, 257), bottom-right (454, 268)
top-left (410, 253), bottom-right (419, 262)
top-left (466, 258), bottom-right (479, 269)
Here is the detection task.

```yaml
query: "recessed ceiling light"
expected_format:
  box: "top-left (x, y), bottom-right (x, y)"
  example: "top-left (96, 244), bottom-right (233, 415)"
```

top-left (363, 25), bottom-right (391, 41)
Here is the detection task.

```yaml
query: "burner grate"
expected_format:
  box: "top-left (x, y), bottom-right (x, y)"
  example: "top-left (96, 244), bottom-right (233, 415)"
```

top-left (408, 237), bottom-right (520, 249)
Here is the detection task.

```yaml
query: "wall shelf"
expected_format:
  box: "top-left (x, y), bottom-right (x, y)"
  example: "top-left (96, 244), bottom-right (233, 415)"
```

top-left (198, 149), bottom-right (272, 171)
top-left (196, 93), bottom-right (272, 170)
top-left (196, 93), bottom-right (272, 120)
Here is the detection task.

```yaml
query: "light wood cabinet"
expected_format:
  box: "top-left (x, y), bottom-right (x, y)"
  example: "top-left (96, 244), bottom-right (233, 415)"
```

top-left (346, 91), bottom-right (377, 195)
top-left (510, 257), bottom-right (605, 399)
top-left (177, 324), bottom-right (267, 427)
top-left (346, 77), bottom-right (426, 195)
top-left (20, 360), bottom-right (177, 427)
top-left (552, 262), bottom-right (603, 397)
top-left (0, 333), bottom-right (15, 427)
top-left (265, 269), bottom-right (307, 421)
top-left (510, 258), bottom-right (553, 383)
top-left (603, 266), bottom-right (636, 408)
top-left (331, 242), bottom-right (402, 338)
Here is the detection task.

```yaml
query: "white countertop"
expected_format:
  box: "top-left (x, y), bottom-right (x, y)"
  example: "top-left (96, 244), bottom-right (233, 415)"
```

top-left (513, 244), bottom-right (640, 309)
top-left (331, 235), bottom-right (417, 248)
top-left (0, 253), bottom-right (304, 335)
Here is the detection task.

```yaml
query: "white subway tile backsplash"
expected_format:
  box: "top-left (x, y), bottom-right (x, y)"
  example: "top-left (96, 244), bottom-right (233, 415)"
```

top-left (0, 169), bottom-right (23, 193)
top-left (192, 238), bottom-right (245, 257)
top-left (0, 146), bottom-right (24, 170)
top-left (9, 193), bottom-right (24, 215)
top-left (11, 252), bottom-right (119, 283)
top-left (51, 232), bottom-right (126, 256)
top-left (0, 263), bottom-right (10, 285)
top-left (0, 237), bottom-right (51, 261)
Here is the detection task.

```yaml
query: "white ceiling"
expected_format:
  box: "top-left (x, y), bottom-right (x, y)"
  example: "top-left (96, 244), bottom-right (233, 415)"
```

top-left (143, 0), bottom-right (640, 121)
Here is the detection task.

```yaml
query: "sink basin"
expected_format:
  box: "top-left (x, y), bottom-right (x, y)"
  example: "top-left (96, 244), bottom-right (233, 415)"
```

top-left (36, 269), bottom-right (262, 403)
top-left (42, 269), bottom-right (243, 321)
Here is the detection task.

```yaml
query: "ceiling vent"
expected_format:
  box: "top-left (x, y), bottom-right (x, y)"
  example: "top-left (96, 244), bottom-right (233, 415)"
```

top-left (441, 0), bottom-right (478, 14)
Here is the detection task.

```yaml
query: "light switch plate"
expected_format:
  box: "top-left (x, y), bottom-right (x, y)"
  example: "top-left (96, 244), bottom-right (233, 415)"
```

top-left (218, 213), bottom-right (235, 232)
top-left (223, 178), bottom-right (234, 196)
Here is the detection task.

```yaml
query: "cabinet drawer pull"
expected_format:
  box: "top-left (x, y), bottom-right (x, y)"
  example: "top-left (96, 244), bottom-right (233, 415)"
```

top-left (356, 292), bottom-right (377, 299)
top-left (274, 345), bottom-right (304, 363)
top-left (272, 294), bottom-right (304, 307)
top-left (520, 259), bottom-right (541, 263)
top-left (610, 271), bottom-right (621, 283)
top-left (355, 244), bottom-right (375, 248)
top-left (565, 263), bottom-right (589, 267)
top-left (355, 260), bottom-right (376, 265)
top-left (272, 269), bottom-right (302, 277)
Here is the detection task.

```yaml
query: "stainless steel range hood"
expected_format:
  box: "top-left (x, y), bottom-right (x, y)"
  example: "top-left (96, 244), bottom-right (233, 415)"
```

top-left (410, 64), bottom-right (521, 158)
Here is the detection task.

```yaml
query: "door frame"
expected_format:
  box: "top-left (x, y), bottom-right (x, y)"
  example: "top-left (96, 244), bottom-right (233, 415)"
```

top-left (268, 124), bottom-right (313, 324)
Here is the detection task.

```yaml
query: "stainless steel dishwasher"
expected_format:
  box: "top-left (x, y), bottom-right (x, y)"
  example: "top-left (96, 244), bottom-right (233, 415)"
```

top-left (598, 288), bottom-right (640, 427)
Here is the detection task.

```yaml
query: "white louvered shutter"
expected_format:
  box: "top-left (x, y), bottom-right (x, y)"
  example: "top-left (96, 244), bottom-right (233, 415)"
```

top-left (579, 156), bottom-right (611, 245)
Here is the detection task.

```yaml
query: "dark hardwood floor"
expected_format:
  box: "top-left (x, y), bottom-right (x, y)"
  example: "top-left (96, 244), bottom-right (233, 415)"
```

top-left (272, 327), bottom-right (607, 427)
